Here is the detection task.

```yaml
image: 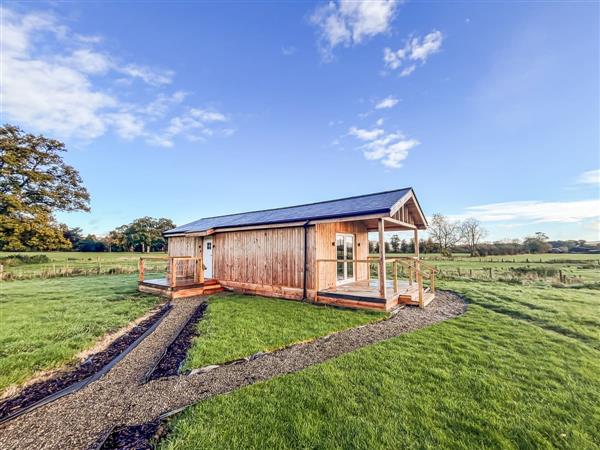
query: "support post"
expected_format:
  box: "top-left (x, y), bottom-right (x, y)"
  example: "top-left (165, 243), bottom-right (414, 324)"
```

top-left (414, 228), bottom-right (424, 307)
top-left (393, 260), bottom-right (398, 293)
top-left (170, 258), bottom-right (176, 288)
top-left (315, 260), bottom-right (320, 303)
top-left (379, 219), bottom-right (386, 298)
top-left (138, 258), bottom-right (144, 282)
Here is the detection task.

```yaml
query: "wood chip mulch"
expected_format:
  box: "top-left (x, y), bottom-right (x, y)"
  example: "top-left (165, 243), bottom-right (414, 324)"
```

top-left (0, 292), bottom-right (466, 450)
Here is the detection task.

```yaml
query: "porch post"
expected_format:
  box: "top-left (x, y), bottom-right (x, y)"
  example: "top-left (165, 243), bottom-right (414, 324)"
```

top-left (379, 218), bottom-right (386, 298)
top-left (414, 229), bottom-right (423, 307)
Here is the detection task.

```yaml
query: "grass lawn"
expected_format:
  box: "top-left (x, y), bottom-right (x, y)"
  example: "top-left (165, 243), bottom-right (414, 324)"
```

top-left (0, 274), bottom-right (162, 395)
top-left (160, 282), bottom-right (600, 449)
top-left (183, 294), bottom-right (387, 370)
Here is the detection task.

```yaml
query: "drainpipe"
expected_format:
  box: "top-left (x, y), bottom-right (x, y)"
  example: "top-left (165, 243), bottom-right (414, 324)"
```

top-left (302, 220), bottom-right (310, 302)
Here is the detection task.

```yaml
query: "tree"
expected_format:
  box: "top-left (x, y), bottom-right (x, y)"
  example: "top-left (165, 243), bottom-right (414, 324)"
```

top-left (400, 239), bottom-right (408, 253)
top-left (390, 234), bottom-right (400, 253)
top-left (428, 213), bottom-right (461, 256)
top-left (62, 225), bottom-right (84, 247)
top-left (0, 125), bottom-right (90, 250)
top-left (460, 218), bottom-right (488, 256)
top-left (76, 234), bottom-right (107, 252)
top-left (523, 232), bottom-right (551, 254)
top-left (106, 217), bottom-right (176, 252)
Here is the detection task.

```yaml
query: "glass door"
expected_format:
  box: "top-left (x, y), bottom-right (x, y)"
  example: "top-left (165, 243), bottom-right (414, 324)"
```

top-left (336, 234), bottom-right (355, 284)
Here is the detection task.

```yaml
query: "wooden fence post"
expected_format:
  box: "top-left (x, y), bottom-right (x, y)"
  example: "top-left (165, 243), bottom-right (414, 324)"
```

top-left (393, 260), bottom-right (398, 293)
top-left (138, 258), bottom-right (144, 282)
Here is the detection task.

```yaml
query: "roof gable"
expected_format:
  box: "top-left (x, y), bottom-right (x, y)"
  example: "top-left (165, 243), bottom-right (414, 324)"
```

top-left (164, 188), bottom-right (424, 235)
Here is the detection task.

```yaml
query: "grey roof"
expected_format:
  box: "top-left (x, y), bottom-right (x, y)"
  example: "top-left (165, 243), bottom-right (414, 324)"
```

top-left (164, 187), bottom-right (414, 236)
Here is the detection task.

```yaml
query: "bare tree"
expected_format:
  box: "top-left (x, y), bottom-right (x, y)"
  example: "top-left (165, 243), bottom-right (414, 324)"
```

top-left (429, 213), bottom-right (461, 256)
top-left (461, 218), bottom-right (488, 256)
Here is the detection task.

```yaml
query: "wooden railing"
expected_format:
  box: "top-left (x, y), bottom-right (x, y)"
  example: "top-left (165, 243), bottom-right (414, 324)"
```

top-left (318, 256), bottom-right (436, 308)
top-left (139, 256), bottom-right (204, 288)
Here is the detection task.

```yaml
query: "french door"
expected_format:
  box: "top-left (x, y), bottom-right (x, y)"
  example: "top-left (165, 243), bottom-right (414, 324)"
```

top-left (336, 233), bottom-right (355, 284)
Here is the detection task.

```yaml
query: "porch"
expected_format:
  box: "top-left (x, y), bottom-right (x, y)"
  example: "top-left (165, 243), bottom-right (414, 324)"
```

top-left (315, 257), bottom-right (436, 311)
top-left (137, 256), bottom-right (223, 299)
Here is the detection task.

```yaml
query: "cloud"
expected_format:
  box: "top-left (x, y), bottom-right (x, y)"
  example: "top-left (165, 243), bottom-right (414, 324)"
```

top-left (453, 200), bottom-right (600, 224)
top-left (282, 46), bottom-right (297, 56)
top-left (348, 126), bottom-right (384, 141)
top-left (0, 7), bottom-right (232, 146)
top-left (375, 95), bottom-right (399, 109)
top-left (118, 64), bottom-right (173, 86)
top-left (310, 0), bottom-right (398, 60)
top-left (383, 30), bottom-right (443, 76)
top-left (347, 125), bottom-right (419, 169)
top-left (577, 169), bottom-right (600, 185)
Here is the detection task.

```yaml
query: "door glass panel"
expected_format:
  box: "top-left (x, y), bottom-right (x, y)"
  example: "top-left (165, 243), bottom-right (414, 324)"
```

top-left (337, 262), bottom-right (344, 280)
top-left (345, 236), bottom-right (354, 279)
top-left (336, 237), bottom-right (344, 260)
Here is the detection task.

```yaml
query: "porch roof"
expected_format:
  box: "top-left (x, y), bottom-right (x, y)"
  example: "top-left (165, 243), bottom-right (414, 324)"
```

top-left (164, 187), bottom-right (426, 236)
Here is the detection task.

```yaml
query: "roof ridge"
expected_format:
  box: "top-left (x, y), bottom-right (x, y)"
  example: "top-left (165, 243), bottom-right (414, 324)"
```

top-left (185, 187), bottom-right (412, 223)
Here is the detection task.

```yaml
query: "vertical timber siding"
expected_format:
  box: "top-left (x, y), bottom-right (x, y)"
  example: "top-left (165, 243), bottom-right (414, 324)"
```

top-left (167, 236), bottom-right (201, 257)
top-left (315, 221), bottom-right (369, 290)
top-left (213, 226), bottom-right (316, 300)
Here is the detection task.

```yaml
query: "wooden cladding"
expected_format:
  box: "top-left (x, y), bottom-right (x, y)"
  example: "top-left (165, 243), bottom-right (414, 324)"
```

top-left (315, 221), bottom-right (369, 290)
top-left (213, 226), bottom-right (316, 291)
top-left (168, 236), bottom-right (201, 257)
top-left (167, 219), bottom-right (370, 300)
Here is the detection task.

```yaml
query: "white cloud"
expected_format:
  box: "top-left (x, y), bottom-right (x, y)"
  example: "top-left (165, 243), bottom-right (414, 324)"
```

top-left (347, 125), bottom-right (419, 169)
top-left (577, 169), bottom-right (600, 185)
top-left (375, 95), bottom-right (399, 109)
top-left (348, 126), bottom-right (384, 141)
top-left (0, 7), bottom-right (232, 146)
top-left (119, 64), bottom-right (173, 86)
top-left (310, 0), bottom-right (398, 60)
top-left (383, 30), bottom-right (443, 76)
top-left (453, 200), bottom-right (600, 224)
top-left (282, 46), bottom-right (297, 56)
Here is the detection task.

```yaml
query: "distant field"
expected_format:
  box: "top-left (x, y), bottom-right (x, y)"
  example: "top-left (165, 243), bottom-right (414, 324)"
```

top-left (377, 253), bottom-right (600, 283)
top-left (0, 251), bottom-right (167, 279)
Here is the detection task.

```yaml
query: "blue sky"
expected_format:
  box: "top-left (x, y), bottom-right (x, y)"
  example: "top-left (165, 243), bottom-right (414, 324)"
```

top-left (2, 1), bottom-right (599, 241)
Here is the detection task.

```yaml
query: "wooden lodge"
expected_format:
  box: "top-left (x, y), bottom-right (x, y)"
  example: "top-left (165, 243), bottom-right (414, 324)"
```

top-left (138, 188), bottom-right (437, 310)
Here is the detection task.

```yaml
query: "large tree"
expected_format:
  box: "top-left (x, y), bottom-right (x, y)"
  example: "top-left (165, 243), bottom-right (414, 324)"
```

top-left (428, 213), bottom-right (462, 256)
top-left (460, 218), bottom-right (488, 256)
top-left (107, 217), bottom-right (175, 252)
top-left (0, 125), bottom-right (90, 250)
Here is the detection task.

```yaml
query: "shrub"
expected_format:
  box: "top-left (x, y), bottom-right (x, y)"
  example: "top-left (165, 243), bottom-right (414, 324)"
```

top-left (0, 254), bottom-right (51, 266)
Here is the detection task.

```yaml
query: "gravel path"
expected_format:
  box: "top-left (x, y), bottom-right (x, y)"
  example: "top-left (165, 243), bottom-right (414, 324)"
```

top-left (0, 292), bottom-right (466, 450)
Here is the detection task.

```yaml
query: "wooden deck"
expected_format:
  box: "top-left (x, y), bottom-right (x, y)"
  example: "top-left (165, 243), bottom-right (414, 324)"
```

top-left (138, 277), bottom-right (223, 299)
top-left (317, 279), bottom-right (435, 311)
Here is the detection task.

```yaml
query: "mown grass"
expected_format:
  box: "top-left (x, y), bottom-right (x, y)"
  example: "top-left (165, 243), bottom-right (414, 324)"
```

top-left (0, 274), bottom-right (162, 395)
top-left (160, 282), bottom-right (600, 449)
top-left (183, 294), bottom-right (387, 370)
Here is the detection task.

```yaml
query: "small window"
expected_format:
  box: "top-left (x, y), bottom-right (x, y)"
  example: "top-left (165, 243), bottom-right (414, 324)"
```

top-left (206, 242), bottom-right (212, 250)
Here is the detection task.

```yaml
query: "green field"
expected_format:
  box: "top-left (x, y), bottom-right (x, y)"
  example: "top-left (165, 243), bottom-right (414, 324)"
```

top-left (0, 274), bottom-right (162, 395)
top-left (0, 251), bottom-right (167, 279)
top-left (160, 281), bottom-right (600, 450)
top-left (183, 294), bottom-right (386, 370)
top-left (381, 252), bottom-right (600, 284)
